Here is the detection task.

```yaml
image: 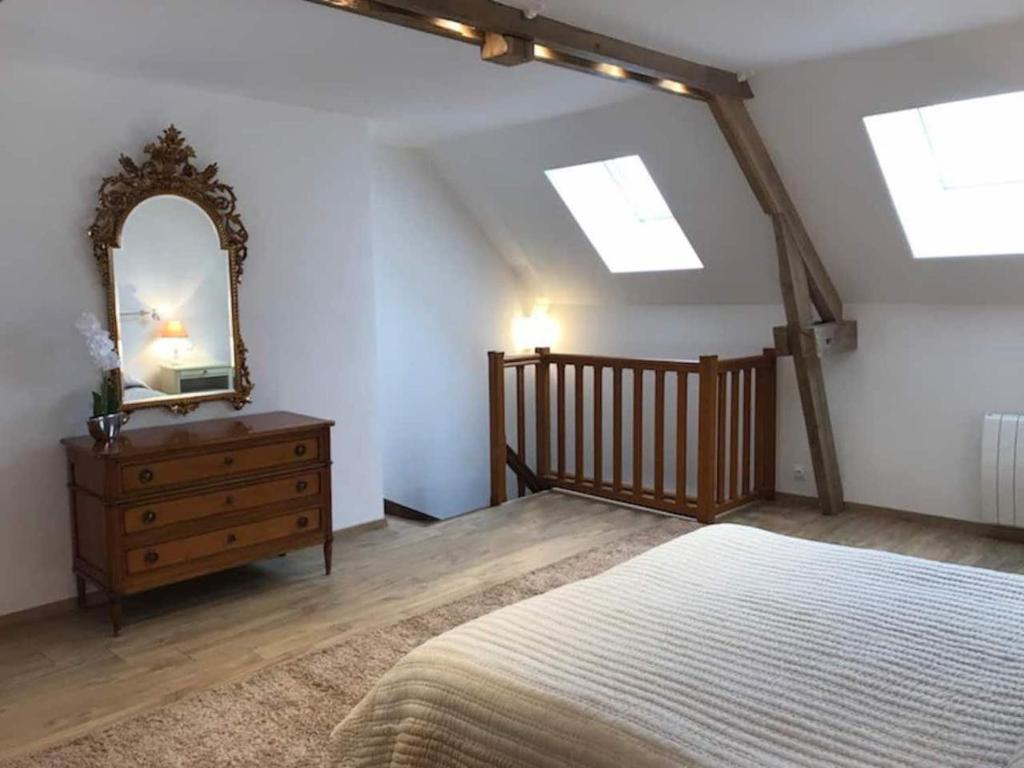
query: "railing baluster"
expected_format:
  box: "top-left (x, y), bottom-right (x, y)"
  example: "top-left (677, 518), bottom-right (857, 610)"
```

top-left (696, 356), bottom-right (719, 523)
top-left (760, 348), bottom-right (778, 499)
top-left (676, 372), bottom-right (688, 512)
top-left (593, 366), bottom-right (603, 491)
top-left (487, 351), bottom-right (507, 506)
top-left (633, 367), bottom-right (644, 501)
top-left (515, 365), bottom-right (526, 497)
top-left (535, 348), bottom-right (551, 481)
top-left (654, 369), bottom-right (665, 500)
top-left (716, 371), bottom-right (726, 504)
top-left (742, 367), bottom-right (752, 497)
top-left (729, 369), bottom-right (740, 501)
top-left (613, 366), bottom-right (623, 494)
top-left (574, 364), bottom-right (584, 485)
top-left (557, 362), bottom-right (566, 480)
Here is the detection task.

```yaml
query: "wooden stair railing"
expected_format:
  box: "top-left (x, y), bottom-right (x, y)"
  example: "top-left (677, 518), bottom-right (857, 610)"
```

top-left (488, 347), bottom-right (776, 524)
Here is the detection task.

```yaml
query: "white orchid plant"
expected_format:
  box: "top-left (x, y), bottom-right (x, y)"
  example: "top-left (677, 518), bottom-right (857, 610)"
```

top-left (76, 312), bottom-right (123, 417)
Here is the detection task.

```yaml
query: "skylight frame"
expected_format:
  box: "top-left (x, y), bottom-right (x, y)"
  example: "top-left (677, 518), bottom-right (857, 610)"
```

top-left (863, 90), bottom-right (1024, 260)
top-left (544, 155), bottom-right (704, 274)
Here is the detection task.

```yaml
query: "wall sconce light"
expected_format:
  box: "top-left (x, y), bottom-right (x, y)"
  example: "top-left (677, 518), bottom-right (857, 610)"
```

top-left (513, 299), bottom-right (559, 351)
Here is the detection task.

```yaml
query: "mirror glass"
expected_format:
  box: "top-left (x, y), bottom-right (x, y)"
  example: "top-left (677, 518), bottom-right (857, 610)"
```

top-left (113, 195), bottom-right (236, 405)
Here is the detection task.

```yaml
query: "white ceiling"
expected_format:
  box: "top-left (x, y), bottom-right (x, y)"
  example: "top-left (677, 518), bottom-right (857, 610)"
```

top-left (0, 0), bottom-right (625, 144)
top-left (535, 0), bottom-right (1024, 71)
top-left (4, 0), bottom-right (1024, 143)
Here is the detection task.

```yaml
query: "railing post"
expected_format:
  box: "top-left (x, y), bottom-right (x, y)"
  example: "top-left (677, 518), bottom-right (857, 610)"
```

top-left (534, 347), bottom-right (551, 483)
top-left (696, 355), bottom-right (719, 524)
top-left (488, 351), bottom-right (507, 506)
top-left (758, 347), bottom-right (778, 500)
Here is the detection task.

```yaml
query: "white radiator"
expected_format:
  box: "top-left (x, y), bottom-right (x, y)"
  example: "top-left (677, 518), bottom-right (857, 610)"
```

top-left (981, 413), bottom-right (1024, 527)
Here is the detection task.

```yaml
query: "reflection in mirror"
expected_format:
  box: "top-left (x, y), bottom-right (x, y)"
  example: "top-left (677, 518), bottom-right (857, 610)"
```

top-left (113, 195), bottom-right (235, 405)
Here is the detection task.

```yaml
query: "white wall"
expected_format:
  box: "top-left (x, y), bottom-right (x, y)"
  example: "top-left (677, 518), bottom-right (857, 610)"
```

top-left (0, 59), bottom-right (383, 617)
top-left (371, 145), bottom-right (523, 519)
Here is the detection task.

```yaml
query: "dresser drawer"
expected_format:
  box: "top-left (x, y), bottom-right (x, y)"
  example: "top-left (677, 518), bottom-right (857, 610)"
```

top-left (126, 508), bottom-right (321, 575)
top-left (122, 437), bottom-right (320, 492)
top-left (123, 471), bottom-right (322, 534)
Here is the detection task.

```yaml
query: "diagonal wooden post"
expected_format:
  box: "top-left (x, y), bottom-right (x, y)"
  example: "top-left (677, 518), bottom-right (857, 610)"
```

top-left (773, 218), bottom-right (844, 514)
top-left (710, 95), bottom-right (847, 516)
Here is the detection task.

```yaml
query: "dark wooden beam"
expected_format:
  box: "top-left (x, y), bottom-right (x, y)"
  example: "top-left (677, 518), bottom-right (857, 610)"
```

top-left (506, 445), bottom-right (545, 494)
top-left (301, 0), bottom-right (751, 99)
top-left (773, 216), bottom-right (845, 516)
top-left (383, 498), bottom-right (439, 522)
top-left (773, 321), bottom-right (858, 358)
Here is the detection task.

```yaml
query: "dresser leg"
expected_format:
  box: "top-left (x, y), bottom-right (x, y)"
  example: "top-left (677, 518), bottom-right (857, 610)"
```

top-left (107, 593), bottom-right (123, 637)
top-left (76, 576), bottom-right (87, 609)
top-left (324, 536), bottom-right (333, 576)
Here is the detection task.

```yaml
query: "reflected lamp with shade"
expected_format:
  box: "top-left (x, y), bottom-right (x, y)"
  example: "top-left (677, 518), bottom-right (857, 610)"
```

top-left (157, 319), bottom-right (192, 361)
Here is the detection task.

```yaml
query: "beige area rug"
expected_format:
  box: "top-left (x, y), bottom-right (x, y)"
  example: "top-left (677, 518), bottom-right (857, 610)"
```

top-left (6, 518), bottom-right (695, 768)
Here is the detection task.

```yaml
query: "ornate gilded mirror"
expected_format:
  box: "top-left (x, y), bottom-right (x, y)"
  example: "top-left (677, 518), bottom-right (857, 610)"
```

top-left (89, 126), bottom-right (253, 415)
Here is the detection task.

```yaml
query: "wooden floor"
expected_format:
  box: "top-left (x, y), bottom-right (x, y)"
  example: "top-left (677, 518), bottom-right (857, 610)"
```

top-left (2, 491), bottom-right (1024, 761)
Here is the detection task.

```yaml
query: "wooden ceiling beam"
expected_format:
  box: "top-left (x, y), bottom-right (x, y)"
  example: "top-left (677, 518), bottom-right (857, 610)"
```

top-left (302, 0), bottom-right (751, 100)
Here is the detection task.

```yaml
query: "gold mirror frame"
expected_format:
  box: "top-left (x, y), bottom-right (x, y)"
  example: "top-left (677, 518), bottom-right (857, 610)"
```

top-left (88, 126), bottom-right (253, 416)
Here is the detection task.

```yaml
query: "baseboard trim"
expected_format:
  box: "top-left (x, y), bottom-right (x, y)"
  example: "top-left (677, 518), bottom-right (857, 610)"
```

top-left (774, 492), bottom-right (1024, 543)
top-left (0, 517), bottom-right (389, 629)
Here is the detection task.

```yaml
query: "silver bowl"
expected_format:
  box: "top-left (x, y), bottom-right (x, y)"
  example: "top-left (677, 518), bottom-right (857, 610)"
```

top-left (87, 412), bottom-right (126, 443)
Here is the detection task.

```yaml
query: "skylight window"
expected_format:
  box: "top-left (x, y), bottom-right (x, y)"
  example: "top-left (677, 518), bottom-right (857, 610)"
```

top-left (545, 155), bottom-right (703, 273)
top-left (864, 90), bottom-right (1024, 259)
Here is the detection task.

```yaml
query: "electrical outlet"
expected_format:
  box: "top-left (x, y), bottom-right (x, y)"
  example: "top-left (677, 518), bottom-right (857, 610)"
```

top-left (793, 464), bottom-right (808, 481)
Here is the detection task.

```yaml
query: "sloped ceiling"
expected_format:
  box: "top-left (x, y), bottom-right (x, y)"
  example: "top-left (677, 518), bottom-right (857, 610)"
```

top-left (428, 18), bottom-right (1024, 307)
top-left (427, 94), bottom-right (778, 306)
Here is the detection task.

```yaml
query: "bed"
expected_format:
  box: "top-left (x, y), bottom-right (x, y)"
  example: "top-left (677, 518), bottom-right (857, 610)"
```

top-left (328, 524), bottom-right (1024, 768)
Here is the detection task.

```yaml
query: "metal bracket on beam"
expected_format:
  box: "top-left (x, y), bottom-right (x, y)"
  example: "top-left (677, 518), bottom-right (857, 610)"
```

top-left (481, 32), bottom-right (534, 65)
top-left (773, 321), bottom-right (858, 358)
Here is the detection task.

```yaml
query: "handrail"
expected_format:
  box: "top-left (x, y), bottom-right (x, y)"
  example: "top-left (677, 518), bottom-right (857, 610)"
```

top-left (488, 346), bottom-right (777, 523)
top-left (546, 353), bottom-right (700, 373)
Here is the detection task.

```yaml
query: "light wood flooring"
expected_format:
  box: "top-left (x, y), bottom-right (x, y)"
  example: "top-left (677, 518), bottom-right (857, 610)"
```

top-left (2, 491), bottom-right (1024, 761)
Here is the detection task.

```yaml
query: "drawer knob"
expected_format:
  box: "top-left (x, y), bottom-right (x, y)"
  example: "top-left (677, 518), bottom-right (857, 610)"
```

top-left (226, 533), bottom-right (238, 544)
top-left (139, 469), bottom-right (154, 484)
top-left (294, 444), bottom-right (307, 458)
top-left (223, 456), bottom-right (235, 467)
top-left (225, 495), bottom-right (235, 505)
top-left (297, 516), bottom-right (310, 529)
top-left (142, 510), bottom-right (157, 524)
top-left (296, 480), bottom-right (308, 493)
top-left (144, 550), bottom-right (160, 565)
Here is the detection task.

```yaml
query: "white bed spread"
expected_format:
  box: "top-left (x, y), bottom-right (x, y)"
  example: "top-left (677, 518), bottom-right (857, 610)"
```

top-left (328, 524), bottom-right (1024, 768)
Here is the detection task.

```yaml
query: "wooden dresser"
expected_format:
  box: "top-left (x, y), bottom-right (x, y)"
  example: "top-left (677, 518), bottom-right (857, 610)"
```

top-left (62, 411), bottom-right (334, 635)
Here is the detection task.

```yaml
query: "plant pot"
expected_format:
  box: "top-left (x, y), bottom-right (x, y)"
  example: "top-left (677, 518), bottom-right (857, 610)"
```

top-left (87, 412), bottom-right (126, 444)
